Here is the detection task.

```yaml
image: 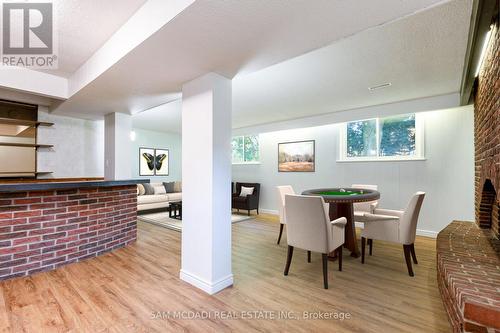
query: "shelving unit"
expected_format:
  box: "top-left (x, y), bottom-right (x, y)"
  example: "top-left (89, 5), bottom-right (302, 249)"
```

top-left (0, 142), bottom-right (54, 149)
top-left (0, 117), bottom-right (54, 127)
top-left (0, 99), bottom-right (55, 179)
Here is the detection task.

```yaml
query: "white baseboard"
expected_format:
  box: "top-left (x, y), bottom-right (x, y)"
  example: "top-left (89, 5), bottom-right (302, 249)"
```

top-left (260, 208), bottom-right (278, 215)
top-left (355, 222), bottom-right (437, 238)
top-left (415, 229), bottom-right (438, 238)
top-left (179, 269), bottom-right (233, 295)
top-left (262, 211), bottom-right (438, 239)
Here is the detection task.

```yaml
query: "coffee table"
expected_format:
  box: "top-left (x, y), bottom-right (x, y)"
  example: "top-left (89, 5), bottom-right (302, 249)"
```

top-left (169, 201), bottom-right (182, 220)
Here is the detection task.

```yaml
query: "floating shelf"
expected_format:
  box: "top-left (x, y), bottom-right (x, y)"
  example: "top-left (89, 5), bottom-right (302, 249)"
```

top-left (0, 117), bottom-right (54, 127)
top-left (0, 142), bottom-right (53, 149)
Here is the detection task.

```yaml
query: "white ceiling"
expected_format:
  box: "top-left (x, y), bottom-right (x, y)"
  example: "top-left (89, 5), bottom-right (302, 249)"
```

top-left (45, 0), bottom-right (148, 77)
top-left (132, 0), bottom-right (472, 131)
top-left (51, 0), bottom-right (451, 118)
top-left (132, 98), bottom-right (182, 133)
top-left (231, 0), bottom-right (472, 128)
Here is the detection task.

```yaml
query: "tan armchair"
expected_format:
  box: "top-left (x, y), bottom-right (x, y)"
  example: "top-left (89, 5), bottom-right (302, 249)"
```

top-left (276, 185), bottom-right (295, 244)
top-left (360, 192), bottom-right (425, 276)
top-left (351, 184), bottom-right (379, 255)
top-left (284, 194), bottom-right (347, 289)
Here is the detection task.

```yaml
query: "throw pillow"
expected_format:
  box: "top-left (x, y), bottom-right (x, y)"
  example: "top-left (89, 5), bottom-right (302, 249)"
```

top-left (137, 184), bottom-right (145, 196)
top-left (174, 181), bottom-right (182, 193)
top-left (154, 185), bottom-right (166, 195)
top-left (163, 182), bottom-right (175, 193)
top-left (240, 186), bottom-right (254, 197)
top-left (143, 183), bottom-right (155, 195)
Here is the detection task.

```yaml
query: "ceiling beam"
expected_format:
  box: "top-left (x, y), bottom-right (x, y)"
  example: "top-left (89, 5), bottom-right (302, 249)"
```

top-left (459, 0), bottom-right (498, 105)
top-left (0, 67), bottom-right (68, 100)
top-left (67, 0), bottom-right (195, 98)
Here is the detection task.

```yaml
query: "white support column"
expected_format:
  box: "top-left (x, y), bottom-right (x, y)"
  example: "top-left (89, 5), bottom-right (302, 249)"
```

top-left (104, 112), bottom-right (132, 180)
top-left (180, 73), bottom-right (233, 294)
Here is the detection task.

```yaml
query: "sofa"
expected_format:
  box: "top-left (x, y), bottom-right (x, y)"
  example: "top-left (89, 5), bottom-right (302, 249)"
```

top-left (232, 182), bottom-right (260, 216)
top-left (137, 182), bottom-right (182, 212)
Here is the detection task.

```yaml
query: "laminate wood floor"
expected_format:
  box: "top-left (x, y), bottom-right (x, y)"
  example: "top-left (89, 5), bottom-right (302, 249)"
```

top-left (0, 215), bottom-right (450, 333)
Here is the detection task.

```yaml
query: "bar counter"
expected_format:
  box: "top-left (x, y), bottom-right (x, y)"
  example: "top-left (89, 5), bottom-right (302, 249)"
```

top-left (0, 178), bottom-right (148, 281)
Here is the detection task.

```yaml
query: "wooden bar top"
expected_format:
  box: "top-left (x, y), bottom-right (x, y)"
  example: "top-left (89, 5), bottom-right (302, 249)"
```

top-left (0, 178), bottom-right (149, 192)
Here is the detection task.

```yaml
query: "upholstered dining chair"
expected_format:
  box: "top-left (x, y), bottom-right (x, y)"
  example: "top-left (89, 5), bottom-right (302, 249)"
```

top-left (276, 185), bottom-right (295, 245)
top-left (360, 192), bottom-right (425, 276)
top-left (284, 194), bottom-right (347, 289)
top-left (352, 184), bottom-right (379, 254)
top-left (352, 184), bottom-right (379, 217)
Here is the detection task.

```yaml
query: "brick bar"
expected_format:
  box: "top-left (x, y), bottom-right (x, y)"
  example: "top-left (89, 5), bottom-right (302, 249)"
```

top-left (0, 184), bottom-right (137, 281)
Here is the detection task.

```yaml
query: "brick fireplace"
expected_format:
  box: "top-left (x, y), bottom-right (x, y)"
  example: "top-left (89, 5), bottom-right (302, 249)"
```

top-left (437, 14), bottom-right (500, 333)
top-left (474, 15), bottom-right (499, 239)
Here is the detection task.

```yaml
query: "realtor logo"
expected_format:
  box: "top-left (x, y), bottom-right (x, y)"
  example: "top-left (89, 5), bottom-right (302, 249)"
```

top-left (1, 1), bottom-right (57, 68)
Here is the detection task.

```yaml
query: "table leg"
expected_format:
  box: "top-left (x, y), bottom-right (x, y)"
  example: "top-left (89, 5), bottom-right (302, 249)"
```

top-left (329, 202), bottom-right (360, 258)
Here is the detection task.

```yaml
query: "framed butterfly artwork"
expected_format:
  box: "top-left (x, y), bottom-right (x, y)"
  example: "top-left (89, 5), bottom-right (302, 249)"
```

top-left (139, 147), bottom-right (169, 176)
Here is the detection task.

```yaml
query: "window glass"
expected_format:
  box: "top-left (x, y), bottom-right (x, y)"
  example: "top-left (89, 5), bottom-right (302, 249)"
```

top-left (379, 114), bottom-right (416, 156)
top-left (231, 136), bottom-right (244, 163)
top-left (244, 135), bottom-right (259, 162)
top-left (232, 135), bottom-right (259, 163)
top-left (346, 119), bottom-right (377, 157)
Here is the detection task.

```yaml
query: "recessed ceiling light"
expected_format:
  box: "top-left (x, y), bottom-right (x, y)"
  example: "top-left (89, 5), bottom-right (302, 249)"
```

top-left (368, 83), bottom-right (392, 91)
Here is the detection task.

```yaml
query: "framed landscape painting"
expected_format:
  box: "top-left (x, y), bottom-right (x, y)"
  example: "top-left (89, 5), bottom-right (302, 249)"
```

top-left (278, 140), bottom-right (315, 172)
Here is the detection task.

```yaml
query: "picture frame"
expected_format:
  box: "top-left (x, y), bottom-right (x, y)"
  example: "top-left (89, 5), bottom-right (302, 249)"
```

top-left (139, 147), bottom-right (169, 176)
top-left (154, 148), bottom-right (169, 176)
top-left (278, 140), bottom-right (315, 172)
top-left (139, 147), bottom-right (155, 176)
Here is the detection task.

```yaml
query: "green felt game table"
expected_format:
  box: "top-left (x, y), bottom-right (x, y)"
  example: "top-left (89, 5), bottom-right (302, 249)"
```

top-left (301, 187), bottom-right (380, 259)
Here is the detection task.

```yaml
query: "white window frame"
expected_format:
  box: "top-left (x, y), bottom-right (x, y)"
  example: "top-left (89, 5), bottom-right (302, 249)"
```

top-left (232, 135), bottom-right (261, 165)
top-left (338, 113), bottom-right (425, 162)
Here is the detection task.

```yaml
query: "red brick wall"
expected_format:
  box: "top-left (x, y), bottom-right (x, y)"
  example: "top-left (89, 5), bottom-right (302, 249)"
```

top-left (474, 18), bottom-right (499, 238)
top-left (0, 185), bottom-right (137, 280)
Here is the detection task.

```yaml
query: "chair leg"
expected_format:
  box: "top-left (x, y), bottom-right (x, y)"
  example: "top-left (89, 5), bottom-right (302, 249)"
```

top-left (322, 253), bottom-right (328, 289)
top-left (403, 245), bottom-right (414, 277)
top-left (410, 243), bottom-right (418, 264)
top-left (248, 210), bottom-right (250, 216)
top-left (368, 239), bottom-right (373, 256)
top-left (361, 237), bottom-right (366, 264)
top-left (307, 251), bottom-right (311, 263)
top-left (257, 209), bottom-right (259, 215)
top-left (337, 246), bottom-right (342, 271)
top-left (277, 224), bottom-right (284, 245)
top-left (284, 246), bottom-right (294, 276)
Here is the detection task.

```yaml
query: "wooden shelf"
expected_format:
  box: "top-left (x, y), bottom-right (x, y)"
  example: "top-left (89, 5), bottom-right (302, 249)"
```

top-left (0, 142), bottom-right (53, 149)
top-left (0, 117), bottom-right (54, 127)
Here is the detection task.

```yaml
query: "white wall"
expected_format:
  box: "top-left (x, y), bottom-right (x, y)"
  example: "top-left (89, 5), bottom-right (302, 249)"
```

top-left (104, 113), bottom-right (132, 180)
top-left (37, 110), bottom-right (104, 178)
top-left (232, 105), bottom-right (475, 236)
top-left (131, 128), bottom-right (182, 183)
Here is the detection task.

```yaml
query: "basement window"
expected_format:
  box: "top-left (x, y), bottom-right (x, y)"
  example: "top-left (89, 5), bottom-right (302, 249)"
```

top-left (339, 113), bottom-right (424, 162)
top-left (232, 135), bottom-right (260, 164)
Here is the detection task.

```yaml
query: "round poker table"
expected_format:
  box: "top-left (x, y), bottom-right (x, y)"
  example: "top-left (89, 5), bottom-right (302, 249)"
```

top-left (302, 188), bottom-right (380, 259)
